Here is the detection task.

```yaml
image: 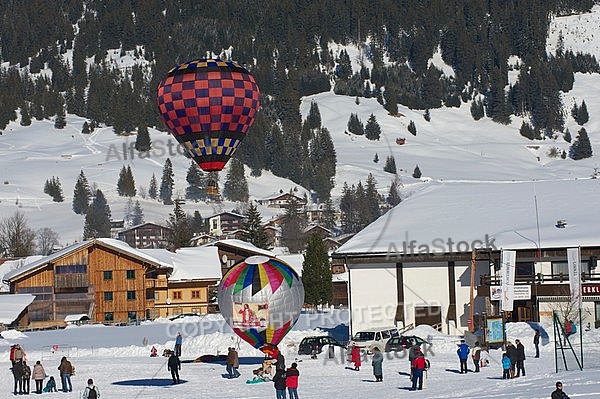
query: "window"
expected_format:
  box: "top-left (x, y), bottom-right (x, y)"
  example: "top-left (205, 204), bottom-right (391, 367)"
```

top-left (192, 290), bottom-right (200, 299)
top-left (103, 271), bottom-right (113, 280)
top-left (552, 261), bottom-right (569, 277)
top-left (55, 265), bottom-right (87, 274)
top-left (104, 312), bottom-right (114, 322)
top-left (104, 291), bottom-right (113, 301)
top-left (173, 291), bottom-right (182, 300)
top-left (127, 290), bottom-right (136, 300)
top-left (516, 262), bottom-right (534, 277)
top-left (128, 311), bottom-right (137, 321)
top-left (126, 270), bottom-right (135, 279)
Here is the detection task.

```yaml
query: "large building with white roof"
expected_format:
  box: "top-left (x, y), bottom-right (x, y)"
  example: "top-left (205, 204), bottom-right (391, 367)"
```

top-left (332, 179), bottom-right (600, 336)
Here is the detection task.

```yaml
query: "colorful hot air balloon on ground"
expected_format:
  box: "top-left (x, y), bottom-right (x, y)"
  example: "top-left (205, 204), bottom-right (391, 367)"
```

top-left (157, 58), bottom-right (260, 172)
top-left (218, 256), bottom-right (305, 356)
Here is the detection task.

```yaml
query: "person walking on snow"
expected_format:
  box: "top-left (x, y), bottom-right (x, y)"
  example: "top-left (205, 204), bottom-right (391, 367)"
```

top-left (551, 381), bottom-right (570, 399)
top-left (58, 356), bottom-right (73, 392)
top-left (32, 360), bottom-right (46, 394)
top-left (285, 362), bottom-right (300, 399)
top-left (533, 329), bottom-right (541, 358)
top-left (175, 332), bottom-right (183, 357)
top-left (472, 341), bottom-right (482, 373)
top-left (410, 350), bottom-right (427, 391)
top-left (515, 339), bottom-right (526, 377)
top-left (371, 347), bottom-right (383, 382)
top-left (167, 353), bottom-right (181, 384)
top-left (226, 347), bottom-right (241, 379)
top-left (351, 345), bottom-right (361, 371)
top-left (501, 353), bottom-right (511, 379)
top-left (457, 340), bottom-right (470, 374)
top-left (82, 378), bottom-right (100, 399)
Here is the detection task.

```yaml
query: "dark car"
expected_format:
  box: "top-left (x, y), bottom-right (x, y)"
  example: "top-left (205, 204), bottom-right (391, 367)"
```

top-left (385, 335), bottom-right (430, 352)
top-left (298, 336), bottom-right (346, 355)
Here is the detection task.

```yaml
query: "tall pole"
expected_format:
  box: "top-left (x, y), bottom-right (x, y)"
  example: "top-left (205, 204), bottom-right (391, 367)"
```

top-left (470, 249), bottom-right (476, 332)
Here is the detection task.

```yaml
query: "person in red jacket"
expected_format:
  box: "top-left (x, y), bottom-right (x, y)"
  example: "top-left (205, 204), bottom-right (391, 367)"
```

top-left (410, 350), bottom-right (427, 391)
top-left (351, 345), bottom-right (362, 371)
top-left (286, 362), bottom-right (300, 399)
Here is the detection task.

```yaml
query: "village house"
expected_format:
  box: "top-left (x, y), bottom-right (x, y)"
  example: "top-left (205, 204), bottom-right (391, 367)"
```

top-left (257, 192), bottom-right (307, 209)
top-left (207, 211), bottom-right (244, 237)
top-left (2, 238), bottom-right (221, 327)
top-left (117, 222), bottom-right (173, 249)
top-left (332, 179), bottom-right (600, 337)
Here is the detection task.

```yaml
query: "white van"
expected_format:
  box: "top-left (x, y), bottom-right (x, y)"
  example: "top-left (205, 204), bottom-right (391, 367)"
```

top-left (349, 326), bottom-right (399, 353)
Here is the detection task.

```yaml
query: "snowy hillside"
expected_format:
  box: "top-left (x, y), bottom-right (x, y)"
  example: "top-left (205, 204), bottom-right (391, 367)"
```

top-left (1, 8), bottom-right (600, 245)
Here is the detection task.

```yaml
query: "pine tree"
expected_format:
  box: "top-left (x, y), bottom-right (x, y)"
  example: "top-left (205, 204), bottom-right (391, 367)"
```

top-left (223, 158), bottom-right (249, 202)
top-left (423, 109), bottom-right (431, 122)
top-left (387, 179), bottom-right (402, 206)
top-left (365, 174), bottom-right (381, 223)
top-left (166, 201), bottom-right (192, 250)
top-left (20, 103), bottom-right (31, 126)
top-left (131, 200), bottom-right (144, 225)
top-left (577, 100), bottom-right (589, 125)
top-left (135, 124), bottom-right (151, 152)
top-left (72, 170), bottom-right (91, 215)
top-left (84, 189), bottom-right (111, 238)
top-left (470, 99), bottom-right (485, 120)
top-left (373, 153), bottom-right (379, 163)
top-left (408, 120), bottom-right (417, 136)
top-left (302, 233), bottom-right (333, 306)
top-left (117, 165), bottom-right (136, 197)
top-left (241, 203), bottom-right (269, 249)
top-left (306, 100), bottom-right (321, 130)
top-left (570, 127), bottom-right (593, 160)
top-left (185, 162), bottom-right (206, 201)
top-left (148, 173), bottom-right (158, 200)
top-left (43, 177), bottom-right (64, 202)
top-left (413, 165), bottom-right (422, 179)
top-left (320, 199), bottom-right (337, 230)
top-left (189, 210), bottom-right (205, 235)
top-left (383, 156), bottom-right (397, 174)
top-left (564, 129), bottom-right (572, 143)
top-left (159, 158), bottom-right (174, 203)
top-left (281, 195), bottom-right (307, 253)
top-left (365, 113), bottom-right (381, 141)
top-left (81, 121), bottom-right (91, 134)
top-left (347, 113), bottom-right (364, 135)
top-left (54, 101), bottom-right (67, 129)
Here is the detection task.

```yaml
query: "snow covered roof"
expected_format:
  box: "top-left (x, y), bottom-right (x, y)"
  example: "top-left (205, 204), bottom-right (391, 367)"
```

top-left (168, 247), bottom-right (222, 281)
top-left (0, 256), bottom-right (44, 292)
top-left (3, 239), bottom-right (170, 282)
top-left (202, 239), bottom-right (275, 257)
top-left (277, 253), bottom-right (304, 276)
top-left (0, 294), bottom-right (35, 324)
top-left (64, 314), bottom-right (90, 322)
top-left (334, 179), bottom-right (600, 256)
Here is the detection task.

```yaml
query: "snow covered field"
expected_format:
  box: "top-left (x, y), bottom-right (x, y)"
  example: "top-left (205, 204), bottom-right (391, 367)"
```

top-left (2, 312), bottom-right (600, 399)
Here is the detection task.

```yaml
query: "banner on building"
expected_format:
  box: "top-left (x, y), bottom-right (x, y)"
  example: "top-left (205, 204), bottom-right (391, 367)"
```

top-left (490, 285), bottom-right (531, 301)
top-left (501, 250), bottom-right (516, 312)
top-left (567, 247), bottom-right (582, 310)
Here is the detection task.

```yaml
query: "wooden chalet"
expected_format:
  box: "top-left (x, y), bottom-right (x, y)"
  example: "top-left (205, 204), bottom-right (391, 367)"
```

top-left (117, 222), bottom-right (173, 249)
top-left (3, 238), bottom-right (171, 328)
top-left (207, 212), bottom-right (245, 237)
top-left (257, 192), bottom-right (307, 209)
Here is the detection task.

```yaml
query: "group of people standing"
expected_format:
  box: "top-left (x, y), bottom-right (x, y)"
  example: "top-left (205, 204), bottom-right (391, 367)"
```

top-left (502, 339), bottom-right (526, 379)
top-left (8, 344), bottom-right (79, 395)
top-left (271, 352), bottom-right (300, 399)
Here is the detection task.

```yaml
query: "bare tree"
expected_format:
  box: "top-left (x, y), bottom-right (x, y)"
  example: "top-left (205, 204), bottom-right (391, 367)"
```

top-left (0, 211), bottom-right (36, 257)
top-left (37, 227), bottom-right (60, 255)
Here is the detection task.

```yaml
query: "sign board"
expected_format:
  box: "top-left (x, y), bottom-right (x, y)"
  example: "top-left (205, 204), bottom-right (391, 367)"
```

top-left (232, 302), bottom-right (268, 329)
top-left (486, 317), bottom-right (504, 344)
top-left (582, 285), bottom-right (600, 295)
top-left (490, 285), bottom-right (531, 301)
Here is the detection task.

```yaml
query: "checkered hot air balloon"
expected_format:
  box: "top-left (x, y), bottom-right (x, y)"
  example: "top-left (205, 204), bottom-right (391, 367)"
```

top-left (157, 58), bottom-right (260, 172)
top-left (218, 256), bottom-right (305, 356)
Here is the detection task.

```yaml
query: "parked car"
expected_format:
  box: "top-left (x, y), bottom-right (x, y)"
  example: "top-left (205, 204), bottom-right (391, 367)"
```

top-left (298, 336), bottom-right (346, 355)
top-left (385, 335), bottom-right (430, 352)
top-left (349, 326), bottom-right (399, 353)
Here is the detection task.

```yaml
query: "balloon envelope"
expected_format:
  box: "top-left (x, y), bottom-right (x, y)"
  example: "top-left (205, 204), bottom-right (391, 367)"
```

top-left (157, 58), bottom-right (260, 172)
top-left (218, 255), bottom-right (305, 355)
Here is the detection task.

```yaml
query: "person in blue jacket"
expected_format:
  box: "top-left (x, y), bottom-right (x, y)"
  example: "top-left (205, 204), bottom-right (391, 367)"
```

top-left (175, 332), bottom-right (183, 357)
top-left (457, 340), bottom-right (470, 374)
